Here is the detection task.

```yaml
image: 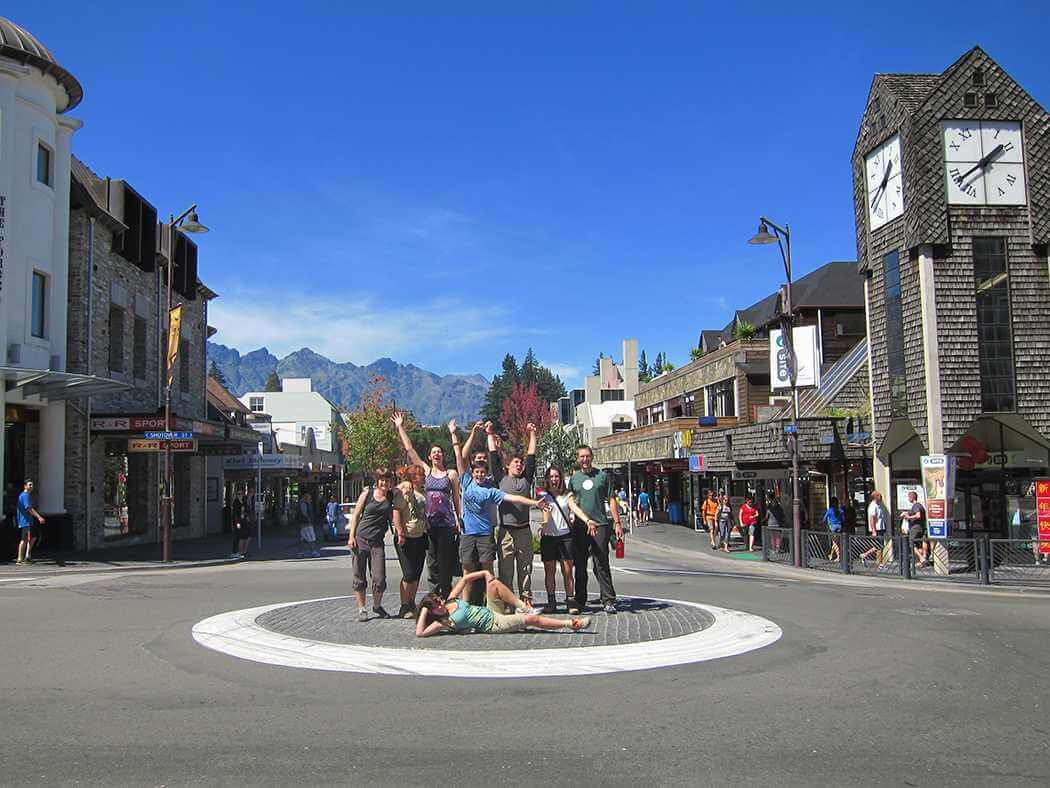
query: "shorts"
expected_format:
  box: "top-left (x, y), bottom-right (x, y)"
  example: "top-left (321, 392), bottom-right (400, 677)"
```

top-left (908, 524), bottom-right (926, 542)
top-left (483, 595), bottom-right (526, 634)
top-left (233, 519), bottom-right (251, 535)
top-left (300, 525), bottom-right (317, 543)
top-left (18, 524), bottom-right (33, 537)
top-left (540, 533), bottom-right (574, 562)
top-left (747, 524), bottom-right (756, 535)
top-left (459, 533), bottom-right (497, 565)
top-left (395, 535), bottom-right (428, 583)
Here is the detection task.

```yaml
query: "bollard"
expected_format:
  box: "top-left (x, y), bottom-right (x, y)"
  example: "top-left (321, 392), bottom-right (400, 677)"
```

top-left (902, 535), bottom-right (912, 580)
top-left (841, 533), bottom-right (851, 574)
top-left (978, 537), bottom-right (991, 585)
top-left (762, 530), bottom-right (771, 562)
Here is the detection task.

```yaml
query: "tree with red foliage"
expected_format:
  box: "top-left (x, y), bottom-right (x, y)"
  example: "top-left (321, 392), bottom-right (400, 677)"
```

top-left (501, 381), bottom-right (554, 458)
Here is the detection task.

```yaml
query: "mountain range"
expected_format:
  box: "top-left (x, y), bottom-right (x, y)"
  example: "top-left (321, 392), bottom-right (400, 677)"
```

top-left (207, 342), bottom-right (488, 424)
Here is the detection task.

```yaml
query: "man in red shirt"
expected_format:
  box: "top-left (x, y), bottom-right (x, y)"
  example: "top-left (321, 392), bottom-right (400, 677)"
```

top-left (738, 495), bottom-right (760, 551)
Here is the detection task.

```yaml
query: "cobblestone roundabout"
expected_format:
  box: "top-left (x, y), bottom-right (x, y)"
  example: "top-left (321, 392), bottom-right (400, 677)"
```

top-left (192, 595), bottom-right (782, 676)
top-left (255, 596), bottom-right (714, 651)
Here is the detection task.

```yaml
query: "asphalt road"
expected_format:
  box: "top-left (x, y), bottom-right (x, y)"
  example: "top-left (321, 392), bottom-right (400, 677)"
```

top-left (1, 538), bottom-right (1048, 787)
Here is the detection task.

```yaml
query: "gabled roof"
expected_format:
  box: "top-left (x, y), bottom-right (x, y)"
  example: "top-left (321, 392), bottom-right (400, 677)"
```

top-left (208, 377), bottom-right (249, 416)
top-left (70, 156), bottom-right (126, 232)
top-left (699, 329), bottom-right (728, 352)
top-left (876, 73), bottom-right (940, 112)
top-left (790, 261), bottom-right (865, 308)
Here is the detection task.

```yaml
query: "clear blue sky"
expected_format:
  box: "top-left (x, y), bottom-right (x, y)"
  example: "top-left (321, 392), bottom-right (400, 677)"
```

top-left (15, 1), bottom-right (1049, 388)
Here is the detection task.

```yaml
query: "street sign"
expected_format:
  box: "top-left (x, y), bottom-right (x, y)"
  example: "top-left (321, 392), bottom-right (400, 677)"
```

top-left (128, 439), bottom-right (197, 453)
top-left (222, 455), bottom-right (306, 470)
top-left (783, 424), bottom-right (797, 434)
top-left (688, 454), bottom-right (703, 473)
top-left (145, 431), bottom-right (193, 440)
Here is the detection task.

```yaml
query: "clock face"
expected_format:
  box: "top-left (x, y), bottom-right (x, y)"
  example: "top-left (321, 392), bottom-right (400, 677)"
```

top-left (942, 120), bottom-right (1026, 206)
top-left (865, 134), bottom-right (904, 231)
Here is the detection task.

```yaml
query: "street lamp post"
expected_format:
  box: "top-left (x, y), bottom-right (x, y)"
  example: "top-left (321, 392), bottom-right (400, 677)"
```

top-left (748, 217), bottom-right (803, 568)
top-left (162, 205), bottom-right (209, 562)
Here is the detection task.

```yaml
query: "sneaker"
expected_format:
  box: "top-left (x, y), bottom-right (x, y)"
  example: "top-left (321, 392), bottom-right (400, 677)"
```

top-left (22, 558), bottom-right (34, 565)
top-left (396, 604), bottom-right (411, 619)
top-left (541, 603), bottom-right (558, 614)
top-left (15, 559), bottom-right (25, 566)
top-left (311, 550), bottom-right (321, 557)
top-left (372, 605), bottom-right (390, 619)
top-left (571, 616), bottom-right (592, 631)
top-left (567, 602), bottom-right (581, 615)
top-left (402, 605), bottom-right (416, 620)
top-left (515, 605), bottom-right (539, 615)
top-left (228, 553), bottom-right (241, 560)
top-left (603, 602), bottom-right (617, 614)
top-left (357, 608), bottom-right (369, 622)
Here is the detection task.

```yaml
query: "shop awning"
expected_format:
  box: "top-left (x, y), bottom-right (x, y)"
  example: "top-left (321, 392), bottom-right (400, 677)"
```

top-left (1, 366), bottom-right (133, 402)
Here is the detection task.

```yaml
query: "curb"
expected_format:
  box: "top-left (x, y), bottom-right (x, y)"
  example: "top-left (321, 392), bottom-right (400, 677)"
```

top-left (627, 530), bottom-right (1050, 598)
top-left (0, 555), bottom-right (244, 577)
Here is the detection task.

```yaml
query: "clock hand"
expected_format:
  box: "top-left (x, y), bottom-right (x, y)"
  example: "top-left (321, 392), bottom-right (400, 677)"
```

top-left (870, 160), bottom-right (894, 209)
top-left (958, 144), bottom-right (1005, 182)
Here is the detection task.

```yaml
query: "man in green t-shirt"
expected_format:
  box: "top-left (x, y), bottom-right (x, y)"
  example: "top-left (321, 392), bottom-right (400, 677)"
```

top-left (567, 445), bottom-right (624, 614)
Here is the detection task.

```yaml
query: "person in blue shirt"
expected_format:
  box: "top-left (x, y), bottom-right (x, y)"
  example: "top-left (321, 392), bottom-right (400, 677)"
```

top-left (16, 479), bottom-right (45, 566)
top-left (822, 496), bottom-right (843, 562)
top-left (459, 459), bottom-right (546, 606)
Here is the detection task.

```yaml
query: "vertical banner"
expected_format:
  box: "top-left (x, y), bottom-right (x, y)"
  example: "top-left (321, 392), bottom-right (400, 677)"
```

top-left (1036, 479), bottom-right (1050, 555)
top-left (769, 326), bottom-right (821, 389)
top-left (166, 304), bottom-right (183, 388)
top-left (921, 454), bottom-right (953, 539)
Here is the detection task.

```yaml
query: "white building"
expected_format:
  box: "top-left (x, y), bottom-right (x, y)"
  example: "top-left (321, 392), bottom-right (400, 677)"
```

top-left (567, 339), bottom-right (638, 446)
top-left (0, 18), bottom-right (127, 531)
top-left (239, 378), bottom-right (343, 453)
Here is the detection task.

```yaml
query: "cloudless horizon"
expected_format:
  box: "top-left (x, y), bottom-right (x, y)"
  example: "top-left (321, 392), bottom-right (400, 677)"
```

top-left (15, 2), bottom-right (1050, 389)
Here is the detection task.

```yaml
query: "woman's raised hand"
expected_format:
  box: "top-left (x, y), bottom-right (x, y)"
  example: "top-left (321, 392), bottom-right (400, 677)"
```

top-left (391, 411), bottom-right (404, 428)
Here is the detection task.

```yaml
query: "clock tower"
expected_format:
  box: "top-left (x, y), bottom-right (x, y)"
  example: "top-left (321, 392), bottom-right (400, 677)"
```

top-left (853, 47), bottom-right (1050, 534)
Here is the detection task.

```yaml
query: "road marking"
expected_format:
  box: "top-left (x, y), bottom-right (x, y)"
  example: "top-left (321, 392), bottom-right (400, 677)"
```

top-left (613, 565), bottom-right (800, 582)
top-left (192, 595), bottom-right (782, 678)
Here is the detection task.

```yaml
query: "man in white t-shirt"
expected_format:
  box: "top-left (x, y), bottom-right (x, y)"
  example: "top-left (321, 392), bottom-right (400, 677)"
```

top-left (858, 490), bottom-right (887, 563)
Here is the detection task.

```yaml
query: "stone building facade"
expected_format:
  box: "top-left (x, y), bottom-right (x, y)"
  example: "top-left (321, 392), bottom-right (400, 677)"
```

top-left (63, 160), bottom-right (212, 550)
top-left (854, 46), bottom-right (1050, 536)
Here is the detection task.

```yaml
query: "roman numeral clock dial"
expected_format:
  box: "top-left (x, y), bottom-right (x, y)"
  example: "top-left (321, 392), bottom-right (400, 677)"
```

top-left (942, 120), bottom-right (1026, 205)
top-left (865, 133), bottom-right (904, 231)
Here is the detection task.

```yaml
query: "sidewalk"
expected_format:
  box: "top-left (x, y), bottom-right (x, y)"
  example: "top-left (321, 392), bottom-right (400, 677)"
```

top-left (627, 519), bottom-right (1050, 596)
top-left (0, 526), bottom-right (329, 576)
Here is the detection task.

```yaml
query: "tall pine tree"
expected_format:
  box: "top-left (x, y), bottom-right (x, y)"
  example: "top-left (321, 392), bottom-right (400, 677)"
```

top-left (638, 349), bottom-right (650, 382)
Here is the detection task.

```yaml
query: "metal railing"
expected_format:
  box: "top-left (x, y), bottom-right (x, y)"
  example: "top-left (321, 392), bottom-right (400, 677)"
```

top-left (802, 529), bottom-right (845, 573)
top-left (759, 530), bottom-right (1050, 586)
top-left (763, 526), bottom-right (793, 565)
top-left (847, 534), bottom-right (902, 577)
top-left (989, 539), bottom-right (1050, 586)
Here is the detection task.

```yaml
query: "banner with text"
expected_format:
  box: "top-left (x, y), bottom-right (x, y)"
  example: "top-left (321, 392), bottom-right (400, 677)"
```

top-left (1036, 478), bottom-right (1050, 555)
top-left (769, 325), bottom-right (821, 389)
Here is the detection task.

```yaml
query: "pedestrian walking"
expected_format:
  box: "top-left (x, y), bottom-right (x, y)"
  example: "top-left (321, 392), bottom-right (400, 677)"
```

top-left (347, 468), bottom-right (401, 621)
top-left (566, 445), bottom-right (623, 614)
top-left (394, 465), bottom-right (429, 619)
top-left (822, 496), bottom-right (843, 562)
top-left (637, 489), bottom-right (651, 524)
top-left (539, 466), bottom-right (576, 613)
top-left (701, 490), bottom-right (719, 546)
top-left (15, 480), bottom-right (45, 566)
top-left (715, 493), bottom-right (733, 552)
top-left (416, 570), bottom-right (590, 637)
top-left (739, 495), bottom-right (760, 551)
top-left (392, 411), bottom-right (463, 598)
top-left (298, 492), bottom-right (320, 557)
top-left (491, 422), bottom-right (538, 606)
top-left (900, 490), bottom-right (928, 567)
top-left (765, 493), bottom-right (786, 553)
top-left (326, 497), bottom-right (340, 541)
top-left (229, 491), bottom-right (252, 559)
top-left (859, 490), bottom-right (887, 564)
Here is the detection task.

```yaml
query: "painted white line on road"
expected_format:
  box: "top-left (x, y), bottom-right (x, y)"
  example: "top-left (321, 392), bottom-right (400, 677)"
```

top-left (192, 595), bottom-right (782, 678)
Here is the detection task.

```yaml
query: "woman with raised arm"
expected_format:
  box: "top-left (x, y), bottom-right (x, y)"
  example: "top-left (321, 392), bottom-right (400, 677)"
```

top-left (391, 411), bottom-right (461, 597)
top-left (415, 569), bottom-right (590, 637)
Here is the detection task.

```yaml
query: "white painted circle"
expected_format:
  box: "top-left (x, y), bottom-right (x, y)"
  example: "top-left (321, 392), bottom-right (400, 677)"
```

top-left (582, 478), bottom-right (594, 490)
top-left (192, 596), bottom-right (782, 678)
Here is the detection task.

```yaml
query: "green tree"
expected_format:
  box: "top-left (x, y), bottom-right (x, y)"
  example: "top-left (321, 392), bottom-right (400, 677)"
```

top-left (208, 360), bottom-right (229, 388)
top-left (264, 370), bottom-right (281, 391)
top-left (538, 423), bottom-right (582, 476)
top-left (733, 320), bottom-right (757, 340)
top-left (638, 349), bottom-right (650, 382)
top-left (689, 347), bottom-right (703, 362)
top-left (592, 353), bottom-right (604, 376)
top-left (340, 376), bottom-right (402, 475)
top-left (482, 352), bottom-right (565, 429)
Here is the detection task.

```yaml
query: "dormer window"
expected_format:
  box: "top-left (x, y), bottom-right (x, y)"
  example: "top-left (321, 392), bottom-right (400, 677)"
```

top-left (972, 69), bottom-right (985, 86)
top-left (964, 92), bottom-right (979, 108)
top-left (984, 92), bottom-right (998, 108)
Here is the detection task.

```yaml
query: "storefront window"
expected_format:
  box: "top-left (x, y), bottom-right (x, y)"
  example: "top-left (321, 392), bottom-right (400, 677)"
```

top-left (103, 447), bottom-right (149, 540)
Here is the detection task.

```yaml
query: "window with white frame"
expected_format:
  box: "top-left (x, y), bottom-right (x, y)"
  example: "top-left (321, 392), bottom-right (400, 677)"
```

top-left (36, 142), bottom-right (53, 187)
top-left (249, 396), bottom-right (264, 412)
top-left (31, 272), bottom-right (46, 338)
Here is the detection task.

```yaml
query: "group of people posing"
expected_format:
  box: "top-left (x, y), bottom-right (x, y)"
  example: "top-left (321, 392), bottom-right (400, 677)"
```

top-left (343, 415), bottom-right (626, 637)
